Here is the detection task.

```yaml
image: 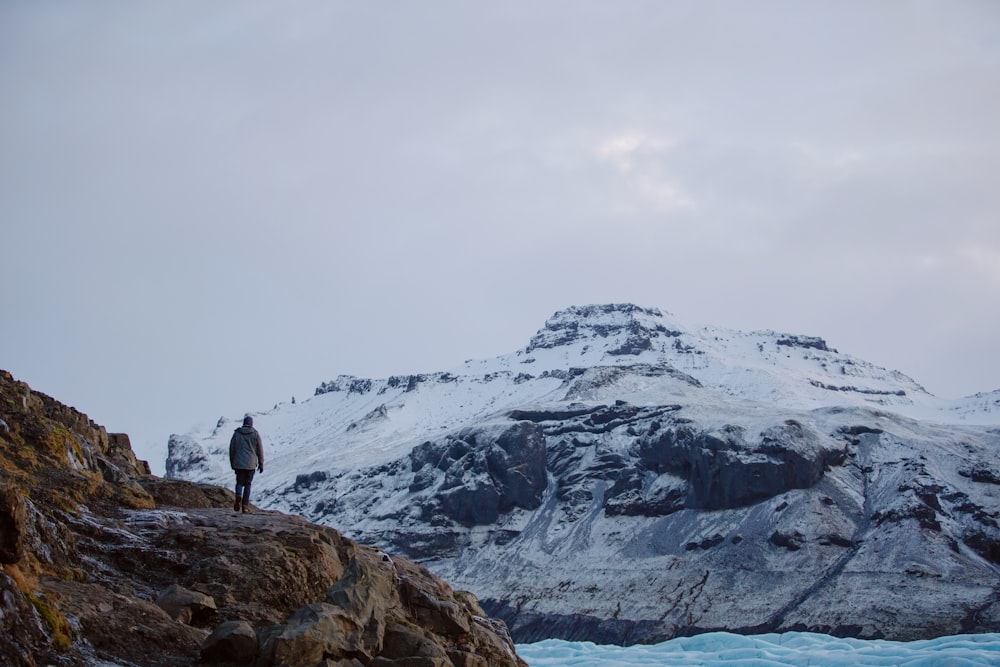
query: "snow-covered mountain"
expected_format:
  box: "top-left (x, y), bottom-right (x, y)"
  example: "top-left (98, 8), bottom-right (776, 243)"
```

top-left (167, 304), bottom-right (1000, 644)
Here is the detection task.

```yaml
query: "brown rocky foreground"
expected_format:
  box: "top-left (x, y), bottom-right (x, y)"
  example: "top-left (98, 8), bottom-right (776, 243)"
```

top-left (0, 370), bottom-right (528, 667)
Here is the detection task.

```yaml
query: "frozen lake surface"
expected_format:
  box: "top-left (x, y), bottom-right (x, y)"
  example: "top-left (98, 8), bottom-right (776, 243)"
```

top-left (517, 631), bottom-right (1000, 666)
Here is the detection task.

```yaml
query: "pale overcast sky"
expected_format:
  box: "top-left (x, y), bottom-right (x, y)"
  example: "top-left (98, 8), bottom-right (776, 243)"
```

top-left (2, 1), bottom-right (998, 473)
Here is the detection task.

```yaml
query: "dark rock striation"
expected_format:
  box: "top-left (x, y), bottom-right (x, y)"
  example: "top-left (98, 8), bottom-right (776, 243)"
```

top-left (0, 370), bottom-right (526, 667)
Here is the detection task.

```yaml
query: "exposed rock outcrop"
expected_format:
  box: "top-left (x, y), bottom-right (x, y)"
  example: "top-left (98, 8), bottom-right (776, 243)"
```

top-left (525, 304), bottom-right (680, 354)
top-left (0, 370), bottom-right (526, 667)
top-left (409, 421), bottom-right (548, 526)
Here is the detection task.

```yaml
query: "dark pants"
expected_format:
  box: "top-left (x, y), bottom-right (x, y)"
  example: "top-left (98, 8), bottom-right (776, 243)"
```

top-left (234, 469), bottom-right (255, 506)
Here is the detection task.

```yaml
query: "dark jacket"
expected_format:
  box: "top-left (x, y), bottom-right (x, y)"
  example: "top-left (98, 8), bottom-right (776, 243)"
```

top-left (229, 426), bottom-right (264, 471)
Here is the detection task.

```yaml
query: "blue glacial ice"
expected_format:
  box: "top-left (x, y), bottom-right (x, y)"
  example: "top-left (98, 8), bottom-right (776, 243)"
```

top-left (517, 631), bottom-right (1000, 666)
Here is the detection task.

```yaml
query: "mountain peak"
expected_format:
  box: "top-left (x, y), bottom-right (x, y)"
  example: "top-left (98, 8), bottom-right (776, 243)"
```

top-left (525, 303), bottom-right (682, 355)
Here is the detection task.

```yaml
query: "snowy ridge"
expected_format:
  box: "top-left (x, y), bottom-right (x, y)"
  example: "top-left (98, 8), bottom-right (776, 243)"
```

top-left (167, 303), bottom-right (970, 489)
top-left (167, 304), bottom-right (1000, 645)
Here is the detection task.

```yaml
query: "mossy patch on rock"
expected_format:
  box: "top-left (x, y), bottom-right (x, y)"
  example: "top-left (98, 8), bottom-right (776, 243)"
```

top-left (28, 592), bottom-right (72, 651)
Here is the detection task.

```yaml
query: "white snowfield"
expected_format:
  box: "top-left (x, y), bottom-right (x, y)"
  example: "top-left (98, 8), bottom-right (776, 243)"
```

top-left (168, 304), bottom-right (1000, 494)
top-left (517, 632), bottom-right (1000, 667)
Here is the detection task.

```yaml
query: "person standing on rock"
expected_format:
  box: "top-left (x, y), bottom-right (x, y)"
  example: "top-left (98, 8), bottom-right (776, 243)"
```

top-left (229, 415), bottom-right (264, 513)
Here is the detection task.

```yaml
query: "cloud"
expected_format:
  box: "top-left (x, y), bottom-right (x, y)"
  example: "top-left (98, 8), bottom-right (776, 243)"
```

top-left (594, 132), bottom-right (697, 214)
top-left (1, 1), bottom-right (999, 471)
top-left (957, 244), bottom-right (1000, 286)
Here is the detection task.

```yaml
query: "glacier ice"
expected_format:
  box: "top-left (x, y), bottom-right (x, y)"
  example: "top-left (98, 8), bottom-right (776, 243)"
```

top-left (517, 631), bottom-right (1000, 666)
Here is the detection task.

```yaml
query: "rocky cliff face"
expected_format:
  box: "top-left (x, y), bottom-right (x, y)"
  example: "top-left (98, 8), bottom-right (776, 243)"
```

top-left (167, 304), bottom-right (1000, 646)
top-left (0, 370), bottom-right (527, 667)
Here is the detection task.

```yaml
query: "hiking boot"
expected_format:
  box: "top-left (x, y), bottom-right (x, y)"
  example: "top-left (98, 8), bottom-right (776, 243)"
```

top-left (233, 498), bottom-right (241, 512)
top-left (241, 506), bottom-right (251, 514)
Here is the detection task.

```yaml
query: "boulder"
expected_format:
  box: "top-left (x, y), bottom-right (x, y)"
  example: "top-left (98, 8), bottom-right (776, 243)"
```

top-left (377, 622), bottom-right (453, 662)
top-left (397, 575), bottom-right (470, 639)
top-left (201, 619), bottom-right (258, 663)
top-left (156, 584), bottom-right (217, 626)
top-left (263, 602), bottom-right (367, 666)
top-left (770, 530), bottom-right (806, 551)
top-left (139, 475), bottom-right (235, 509)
